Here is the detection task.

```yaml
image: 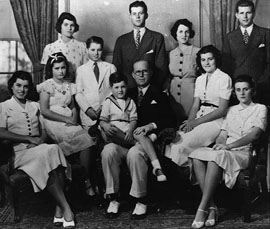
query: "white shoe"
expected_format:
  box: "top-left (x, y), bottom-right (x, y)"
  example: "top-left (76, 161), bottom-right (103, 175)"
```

top-left (131, 202), bottom-right (147, 219)
top-left (107, 200), bottom-right (120, 214)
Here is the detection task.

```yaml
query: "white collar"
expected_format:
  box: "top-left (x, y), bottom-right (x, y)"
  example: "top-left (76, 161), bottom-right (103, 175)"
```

top-left (138, 84), bottom-right (150, 95)
top-left (240, 24), bottom-right (253, 36)
top-left (133, 27), bottom-right (146, 39)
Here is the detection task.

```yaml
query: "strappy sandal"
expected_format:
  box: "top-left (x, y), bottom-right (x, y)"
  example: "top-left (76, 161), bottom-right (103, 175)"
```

top-left (191, 209), bottom-right (208, 229)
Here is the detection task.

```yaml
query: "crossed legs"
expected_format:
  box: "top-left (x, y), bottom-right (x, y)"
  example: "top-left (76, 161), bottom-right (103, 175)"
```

top-left (192, 159), bottom-right (222, 224)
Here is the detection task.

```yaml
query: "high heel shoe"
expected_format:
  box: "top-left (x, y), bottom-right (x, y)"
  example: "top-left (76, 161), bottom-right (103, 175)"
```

top-left (191, 209), bottom-right (208, 229)
top-left (53, 216), bottom-right (64, 227)
top-left (63, 217), bottom-right (75, 229)
top-left (205, 206), bottom-right (218, 227)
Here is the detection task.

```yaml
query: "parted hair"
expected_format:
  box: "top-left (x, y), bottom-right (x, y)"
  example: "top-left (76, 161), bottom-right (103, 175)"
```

top-left (129, 1), bottom-right (148, 14)
top-left (55, 12), bottom-right (79, 34)
top-left (109, 72), bottom-right (128, 87)
top-left (196, 45), bottom-right (221, 74)
top-left (8, 71), bottom-right (34, 98)
top-left (86, 36), bottom-right (104, 49)
top-left (170, 18), bottom-right (195, 40)
top-left (45, 52), bottom-right (70, 80)
top-left (236, 0), bottom-right (255, 13)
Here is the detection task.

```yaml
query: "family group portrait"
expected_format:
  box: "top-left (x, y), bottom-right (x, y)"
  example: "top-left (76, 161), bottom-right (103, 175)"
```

top-left (0, 0), bottom-right (269, 228)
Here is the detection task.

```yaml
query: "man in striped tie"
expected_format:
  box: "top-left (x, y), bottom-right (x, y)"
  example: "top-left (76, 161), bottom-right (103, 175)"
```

top-left (113, 1), bottom-right (169, 91)
top-left (222, 0), bottom-right (270, 106)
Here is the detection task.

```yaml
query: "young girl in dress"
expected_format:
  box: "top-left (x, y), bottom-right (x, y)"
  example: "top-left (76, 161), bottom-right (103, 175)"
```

top-left (189, 75), bottom-right (267, 228)
top-left (38, 52), bottom-right (96, 196)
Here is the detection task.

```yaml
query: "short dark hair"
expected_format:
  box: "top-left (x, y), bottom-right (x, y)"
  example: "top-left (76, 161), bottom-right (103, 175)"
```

top-left (236, 0), bottom-right (255, 13)
top-left (170, 19), bottom-right (195, 40)
top-left (129, 1), bottom-right (148, 14)
top-left (45, 52), bottom-right (70, 80)
top-left (8, 71), bottom-right (33, 98)
top-left (196, 45), bottom-right (221, 74)
top-left (55, 12), bottom-right (79, 34)
top-left (86, 36), bottom-right (104, 49)
top-left (109, 72), bottom-right (128, 87)
top-left (132, 59), bottom-right (154, 72)
top-left (233, 74), bottom-right (255, 89)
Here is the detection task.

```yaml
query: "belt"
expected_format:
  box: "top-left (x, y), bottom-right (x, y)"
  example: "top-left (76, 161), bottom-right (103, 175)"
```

top-left (201, 102), bottom-right (218, 108)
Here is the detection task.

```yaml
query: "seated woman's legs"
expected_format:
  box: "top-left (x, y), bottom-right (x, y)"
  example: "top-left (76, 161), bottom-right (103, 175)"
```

top-left (46, 166), bottom-right (73, 221)
top-left (192, 159), bottom-right (222, 227)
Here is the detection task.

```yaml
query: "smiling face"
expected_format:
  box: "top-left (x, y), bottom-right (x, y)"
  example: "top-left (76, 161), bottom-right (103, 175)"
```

top-left (176, 24), bottom-right (190, 44)
top-left (11, 78), bottom-right (29, 100)
top-left (236, 6), bottom-right (255, 28)
top-left (235, 81), bottom-right (253, 105)
top-left (61, 19), bottom-right (75, 38)
top-left (52, 61), bottom-right (67, 81)
top-left (200, 52), bottom-right (217, 74)
top-left (111, 81), bottom-right (127, 99)
top-left (130, 6), bottom-right (147, 29)
top-left (88, 42), bottom-right (103, 62)
top-left (132, 60), bottom-right (152, 88)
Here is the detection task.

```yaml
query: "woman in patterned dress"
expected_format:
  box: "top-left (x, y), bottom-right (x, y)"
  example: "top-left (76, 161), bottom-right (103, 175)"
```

top-left (189, 75), bottom-right (267, 228)
top-left (169, 19), bottom-right (200, 126)
top-left (0, 71), bottom-right (75, 228)
top-left (41, 12), bottom-right (88, 82)
top-left (38, 52), bottom-right (96, 197)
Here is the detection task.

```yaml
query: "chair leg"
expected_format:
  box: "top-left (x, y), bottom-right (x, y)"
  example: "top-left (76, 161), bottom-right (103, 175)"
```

top-left (242, 186), bottom-right (251, 222)
top-left (0, 181), bottom-right (6, 207)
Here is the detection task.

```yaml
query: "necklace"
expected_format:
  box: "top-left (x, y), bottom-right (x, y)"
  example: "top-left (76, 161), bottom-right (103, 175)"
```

top-left (51, 79), bottom-right (69, 95)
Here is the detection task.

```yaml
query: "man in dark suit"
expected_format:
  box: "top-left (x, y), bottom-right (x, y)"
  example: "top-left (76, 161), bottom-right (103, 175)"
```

top-left (101, 59), bottom-right (175, 219)
top-left (112, 1), bottom-right (169, 90)
top-left (222, 0), bottom-right (270, 105)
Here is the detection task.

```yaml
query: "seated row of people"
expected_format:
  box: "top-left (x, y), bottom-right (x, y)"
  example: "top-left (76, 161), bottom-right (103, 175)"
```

top-left (0, 43), bottom-right (267, 228)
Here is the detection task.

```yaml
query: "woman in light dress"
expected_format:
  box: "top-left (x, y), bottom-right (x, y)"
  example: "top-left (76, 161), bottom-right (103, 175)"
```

top-left (38, 52), bottom-right (96, 197)
top-left (41, 12), bottom-right (88, 82)
top-left (169, 19), bottom-right (200, 126)
top-left (189, 75), bottom-right (267, 228)
top-left (165, 45), bottom-right (232, 169)
top-left (0, 71), bottom-right (75, 228)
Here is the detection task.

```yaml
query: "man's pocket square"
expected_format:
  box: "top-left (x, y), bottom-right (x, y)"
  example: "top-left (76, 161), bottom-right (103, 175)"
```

top-left (258, 44), bottom-right (265, 48)
top-left (146, 49), bottom-right (154, 54)
top-left (151, 100), bottom-right (157, 104)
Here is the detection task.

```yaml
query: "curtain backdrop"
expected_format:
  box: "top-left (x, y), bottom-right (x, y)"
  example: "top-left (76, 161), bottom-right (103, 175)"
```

top-left (209, 0), bottom-right (258, 51)
top-left (10, 0), bottom-right (58, 84)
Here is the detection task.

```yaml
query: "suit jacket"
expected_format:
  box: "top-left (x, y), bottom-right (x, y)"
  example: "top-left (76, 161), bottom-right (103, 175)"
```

top-left (128, 85), bottom-right (175, 134)
top-left (113, 28), bottom-right (169, 90)
top-left (222, 25), bottom-right (270, 84)
top-left (75, 60), bottom-right (116, 128)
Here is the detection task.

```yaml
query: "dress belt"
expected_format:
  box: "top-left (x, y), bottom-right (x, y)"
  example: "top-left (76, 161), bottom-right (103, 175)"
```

top-left (172, 77), bottom-right (195, 83)
top-left (201, 102), bottom-right (218, 108)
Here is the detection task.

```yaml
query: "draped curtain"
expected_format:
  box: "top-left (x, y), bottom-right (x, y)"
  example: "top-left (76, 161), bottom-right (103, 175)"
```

top-left (209, 0), bottom-right (258, 51)
top-left (10, 0), bottom-right (58, 84)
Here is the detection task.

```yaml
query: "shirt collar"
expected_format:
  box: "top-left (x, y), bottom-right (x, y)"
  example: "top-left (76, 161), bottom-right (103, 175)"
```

top-left (236, 102), bottom-right (255, 111)
top-left (88, 59), bottom-right (101, 66)
top-left (240, 24), bottom-right (253, 36)
top-left (133, 27), bottom-right (146, 38)
top-left (138, 84), bottom-right (150, 95)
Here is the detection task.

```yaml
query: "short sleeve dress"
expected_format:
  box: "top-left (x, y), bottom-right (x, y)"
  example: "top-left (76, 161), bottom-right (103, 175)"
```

top-left (41, 38), bottom-right (88, 82)
top-left (0, 97), bottom-right (67, 192)
top-left (165, 68), bottom-right (232, 168)
top-left (37, 79), bottom-right (95, 156)
top-left (189, 103), bottom-right (267, 188)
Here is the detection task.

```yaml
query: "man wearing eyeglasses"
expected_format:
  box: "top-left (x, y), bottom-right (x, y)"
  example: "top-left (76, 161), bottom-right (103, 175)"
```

top-left (127, 60), bottom-right (175, 218)
top-left (112, 1), bottom-right (169, 90)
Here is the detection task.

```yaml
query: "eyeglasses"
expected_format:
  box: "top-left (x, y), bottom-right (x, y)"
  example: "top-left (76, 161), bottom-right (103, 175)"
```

top-left (134, 70), bottom-right (150, 76)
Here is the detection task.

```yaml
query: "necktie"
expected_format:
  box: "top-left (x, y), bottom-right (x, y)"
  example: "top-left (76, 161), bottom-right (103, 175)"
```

top-left (135, 30), bottom-right (141, 49)
top-left (137, 88), bottom-right (143, 106)
top-left (243, 29), bottom-right (249, 45)
top-left (93, 62), bottom-right (99, 82)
